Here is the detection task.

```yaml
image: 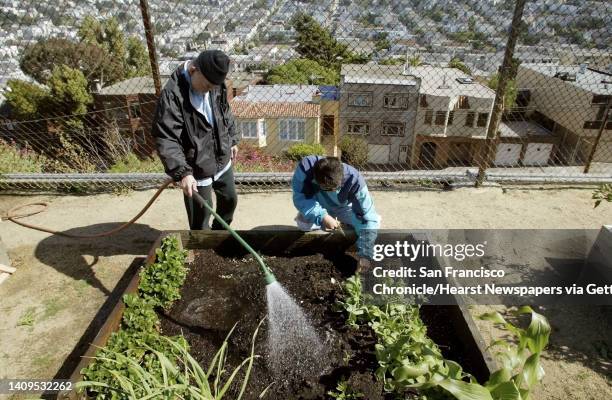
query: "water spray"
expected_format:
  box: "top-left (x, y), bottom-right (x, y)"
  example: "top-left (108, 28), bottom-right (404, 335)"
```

top-left (191, 191), bottom-right (277, 285)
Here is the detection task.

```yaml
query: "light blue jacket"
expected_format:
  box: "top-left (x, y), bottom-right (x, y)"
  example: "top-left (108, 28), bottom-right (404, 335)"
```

top-left (291, 156), bottom-right (380, 258)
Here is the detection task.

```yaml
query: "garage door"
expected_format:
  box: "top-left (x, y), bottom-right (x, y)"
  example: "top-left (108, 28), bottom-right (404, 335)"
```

top-left (494, 143), bottom-right (522, 166)
top-left (368, 144), bottom-right (390, 164)
top-left (523, 143), bottom-right (553, 166)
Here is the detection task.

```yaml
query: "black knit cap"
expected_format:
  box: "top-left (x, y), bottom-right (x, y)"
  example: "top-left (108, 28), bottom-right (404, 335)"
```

top-left (194, 50), bottom-right (230, 85)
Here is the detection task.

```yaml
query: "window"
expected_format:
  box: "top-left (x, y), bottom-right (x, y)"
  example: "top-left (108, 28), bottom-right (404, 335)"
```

top-left (383, 94), bottom-right (409, 109)
top-left (592, 95), bottom-right (610, 105)
top-left (435, 111), bottom-right (446, 126)
top-left (280, 119), bottom-right (305, 140)
top-left (258, 119), bottom-right (267, 137)
top-left (348, 92), bottom-right (372, 107)
top-left (477, 112), bottom-right (489, 127)
top-left (382, 122), bottom-right (405, 136)
top-left (465, 111), bottom-right (475, 127)
top-left (583, 121), bottom-right (603, 130)
top-left (239, 120), bottom-right (258, 138)
top-left (456, 95), bottom-right (470, 109)
top-left (347, 121), bottom-right (369, 135)
top-left (130, 102), bottom-right (142, 118)
top-left (448, 110), bottom-right (455, 125)
top-left (424, 110), bottom-right (433, 125)
top-left (420, 94), bottom-right (428, 108)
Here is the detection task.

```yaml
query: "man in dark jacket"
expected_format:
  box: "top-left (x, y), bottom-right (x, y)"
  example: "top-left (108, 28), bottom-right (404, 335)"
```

top-left (153, 50), bottom-right (239, 230)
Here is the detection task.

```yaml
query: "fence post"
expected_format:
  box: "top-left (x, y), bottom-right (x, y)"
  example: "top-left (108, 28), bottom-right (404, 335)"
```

top-left (139, 0), bottom-right (162, 96)
top-left (475, 0), bottom-right (527, 187)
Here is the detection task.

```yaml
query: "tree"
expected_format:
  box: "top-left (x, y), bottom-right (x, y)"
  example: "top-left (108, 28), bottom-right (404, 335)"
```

top-left (4, 80), bottom-right (49, 120)
top-left (448, 57), bottom-right (471, 75)
top-left (126, 36), bottom-right (151, 78)
top-left (488, 73), bottom-right (518, 109)
top-left (291, 13), bottom-right (351, 68)
top-left (104, 17), bottom-right (127, 70)
top-left (20, 38), bottom-right (124, 87)
top-left (78, 15), bottom-right (104, 45)
top-left (266, 59), bottom-right (339, 85)
top-left (46, 65), bottom-right (93, 129)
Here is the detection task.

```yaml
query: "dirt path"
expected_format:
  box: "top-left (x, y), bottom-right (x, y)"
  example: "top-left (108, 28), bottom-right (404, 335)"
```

top-left (0, 186), bottom-right (610, 399)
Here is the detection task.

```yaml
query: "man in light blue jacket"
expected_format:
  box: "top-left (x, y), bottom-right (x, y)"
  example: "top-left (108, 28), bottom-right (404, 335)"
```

top-left (292, 156), bottom-right (380, 270)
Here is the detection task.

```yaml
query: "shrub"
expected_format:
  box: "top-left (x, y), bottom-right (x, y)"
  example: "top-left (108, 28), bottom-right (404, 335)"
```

top-left (109, 153), bottom-right (165, 173)
top-left (339, 136), bottom-right (368, 167)
top-left (285, 143), bottom-right (326, 161)
top-left (234, 143), bottom-right (294, 172)
top-left (0, 139), bottom-right (48, 173)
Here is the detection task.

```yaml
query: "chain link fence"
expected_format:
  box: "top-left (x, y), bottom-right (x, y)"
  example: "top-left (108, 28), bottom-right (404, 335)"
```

top-left (0, 0), bottom-right (610, 192)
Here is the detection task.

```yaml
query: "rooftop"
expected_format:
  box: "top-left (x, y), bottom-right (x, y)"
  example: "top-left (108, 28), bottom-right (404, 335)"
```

top-left (99, 77), bottom-right (170, 95)
top-left (230, 100), bottom-right (320, 119)
top-left (233, 84), bottom-right (320, 103)
top-left (341, 64), bottom-right (419, 86)
top-left (498, 120), bottom-right (553, 138)
top-left (521, 64), bottom-right (612, 95)
top-left (408, 66), bottom-right (496, 98)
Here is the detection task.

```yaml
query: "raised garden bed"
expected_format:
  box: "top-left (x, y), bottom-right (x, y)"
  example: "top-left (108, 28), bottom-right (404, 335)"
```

top-left (62, 230), bottom-right (499, 399)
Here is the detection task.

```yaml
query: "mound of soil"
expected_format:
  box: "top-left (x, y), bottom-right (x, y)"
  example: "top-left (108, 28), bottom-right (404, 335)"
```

top-left (159, 250), bottom-right (393, 399)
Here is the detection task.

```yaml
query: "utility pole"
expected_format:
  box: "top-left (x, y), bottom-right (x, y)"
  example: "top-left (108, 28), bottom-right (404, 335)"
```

top-left (475, 0), bottom-right (527, 186)
top-left (139, 0), bottom-right (162, 96)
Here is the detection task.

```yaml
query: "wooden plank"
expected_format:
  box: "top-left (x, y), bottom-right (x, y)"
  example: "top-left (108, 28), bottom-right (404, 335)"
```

top-left (0, 264), bottom-right (16, 274)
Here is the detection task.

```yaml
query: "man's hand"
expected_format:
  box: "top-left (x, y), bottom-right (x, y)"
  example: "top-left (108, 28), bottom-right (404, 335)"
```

top-left (180, 174), bottom-right (198, 197)
top-left (322, 214), bottom-right (339, 230)
top-left (231, 145), bottom-right (239, 160)
top-left (357, 257), bottom-right (372, 273)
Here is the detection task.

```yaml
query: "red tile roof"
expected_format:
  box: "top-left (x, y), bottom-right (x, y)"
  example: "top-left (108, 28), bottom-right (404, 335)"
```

top-left (230, 100), bottom-right (320, 118)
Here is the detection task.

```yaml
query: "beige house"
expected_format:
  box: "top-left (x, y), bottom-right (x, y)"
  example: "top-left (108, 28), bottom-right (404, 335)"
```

top-left (515, 64), bottom-right (612, 164)
top-left (339, 64), bottom-right (420, 165)
top-left (409, 66), bottom-right (495, 168)
top-left (230, 85), bottom-right (321, 154)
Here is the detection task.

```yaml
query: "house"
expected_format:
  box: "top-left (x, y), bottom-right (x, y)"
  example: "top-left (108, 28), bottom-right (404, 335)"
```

top-left (94, 76), bottom-right (165, 157)
top-left (496, 121), bottom-right (558, 167)
top-left (515, 64), bottom-right (612, 164)
top-left (230, 84), bottom-right (321, 155)
top-left (339, 64), bottom-right (420, 165)
top-left (319, 86), bottom-right (341, 157)
top-left (410, 66), bottom-right (495, 168)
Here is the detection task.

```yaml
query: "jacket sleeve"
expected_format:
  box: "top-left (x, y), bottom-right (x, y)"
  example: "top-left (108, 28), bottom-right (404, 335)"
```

top-left (349, 185), bottom-right (380, 259)
top-left (222, 85), bottom-right (239, 147)
top-left (291, 161), bottom-right (327, 226)
top-left (152, 90), bottom-right (193, 181)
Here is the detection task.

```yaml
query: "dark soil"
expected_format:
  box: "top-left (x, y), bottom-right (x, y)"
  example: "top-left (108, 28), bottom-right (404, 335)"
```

top-left (158, 250), bottom-right (488, 399)
top-left (159, 250), bottom-right (393, 399)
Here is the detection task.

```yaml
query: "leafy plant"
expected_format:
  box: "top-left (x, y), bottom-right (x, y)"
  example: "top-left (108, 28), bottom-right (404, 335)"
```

top-left (139, 235), bottom-right (188, 310)
top-left (339, 136), bottom-right (368, 167)
top-left (120, 294), bottom-right (159, 334)
top-left (328, 380), bottom-right (364, 399)
top-left (338, 276), bottom-right (551, 400)
top-left (108, 153), bottom-right (164, 173)
top-left (593, 184), bottom-right (612, 208)
top-left (285, 143), bottom-right (326, 161)
top-left (0, 140), bottom-right (48, 173)
top-left (79, 321), bottom-right (264, 400)
top-left (17, 307), bottom-right (37, 327)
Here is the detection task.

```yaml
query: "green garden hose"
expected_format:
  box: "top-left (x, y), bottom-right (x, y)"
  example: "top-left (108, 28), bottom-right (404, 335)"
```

top-left (191, 191), bottom-right (277, 285)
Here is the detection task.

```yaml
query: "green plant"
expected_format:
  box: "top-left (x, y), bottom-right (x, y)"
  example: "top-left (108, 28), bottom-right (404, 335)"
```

top-left (121, 294), bottom-right (159, 334)
top-left (17, 307), bottom-right (37, 327)
top-left (339, 136), bottom-right (368, 167)
top-left (593, 184), bottom-right (612, 208)
top-left (109, 153), bottom-right (164, 173)
top-left (79, 321), bottom-right (264, 400)
top-left (338, 276), bottom-right (551, 400)
top-left (328, 380), bottom-right (364, 399)
top-left (139, 235), bottom-right (188, 309)
top-left (285, 143), bottom-right (326, 161)
top-left (0, 140), bottom-right (48, 173)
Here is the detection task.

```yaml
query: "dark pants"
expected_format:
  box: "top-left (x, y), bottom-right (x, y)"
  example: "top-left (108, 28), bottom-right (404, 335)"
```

top-left (183, 167), bottom-right (237, 230)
